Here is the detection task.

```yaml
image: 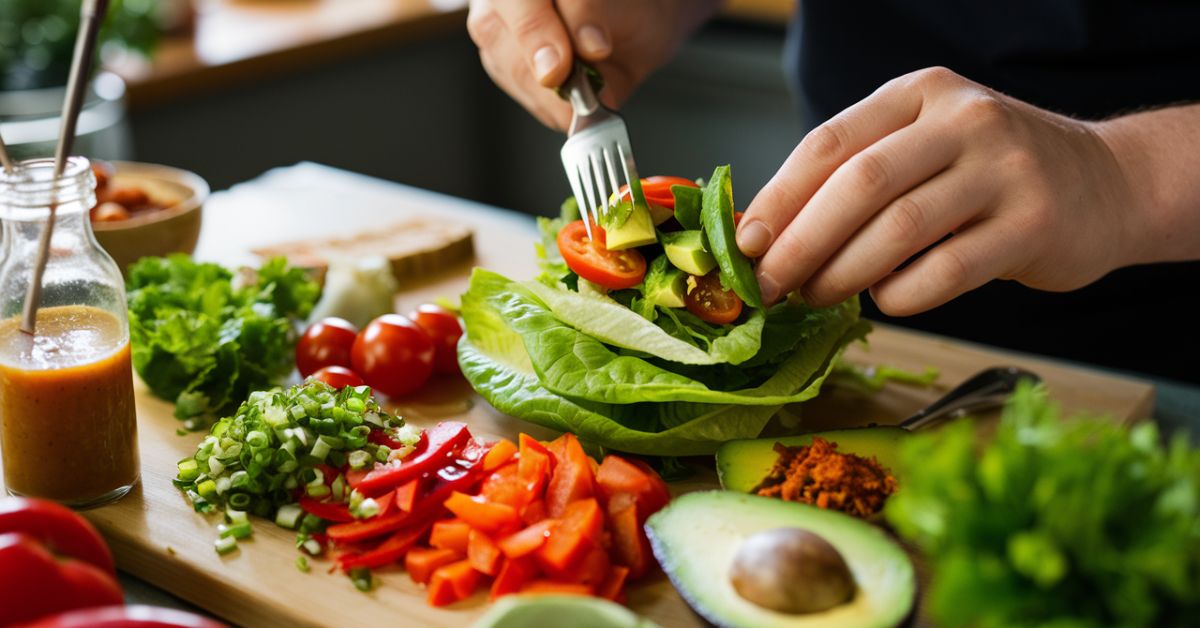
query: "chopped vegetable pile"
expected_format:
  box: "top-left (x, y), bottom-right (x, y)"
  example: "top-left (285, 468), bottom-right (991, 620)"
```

top-left (886, 382), bottom-right (1200, 626)
top-left (458, 166), bottom-right (870, 456)
top-left (127, 255), bottom-right (320, 427)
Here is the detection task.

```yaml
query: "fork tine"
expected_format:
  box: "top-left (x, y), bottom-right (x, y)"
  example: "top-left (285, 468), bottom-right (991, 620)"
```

top-left (602, 146), bottom-right (623, 207)
top-left (577, 160), bottom-right (601, 235)
top-left (565, 160), bottom-right (593, 239)
top-left (590, 151), bottom-right (611, 221)
top-left (616, 141), bottom-right (642, 206)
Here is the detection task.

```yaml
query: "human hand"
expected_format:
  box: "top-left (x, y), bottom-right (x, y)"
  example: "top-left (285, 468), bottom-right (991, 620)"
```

top-left (736, 67), bottom-right (1141, 315)
top-left (467, 0), bottom-right (718, 130)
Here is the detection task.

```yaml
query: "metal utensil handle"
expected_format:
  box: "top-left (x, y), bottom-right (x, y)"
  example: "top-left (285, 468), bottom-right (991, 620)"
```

top-left (899, 366), bottom-right (1041, 432)
top-left (558, 62), bottom-right (605, 117)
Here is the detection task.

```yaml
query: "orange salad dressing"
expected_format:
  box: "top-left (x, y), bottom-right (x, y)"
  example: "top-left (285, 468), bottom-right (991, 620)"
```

top-left (0, 305), bottom-right (138, 505)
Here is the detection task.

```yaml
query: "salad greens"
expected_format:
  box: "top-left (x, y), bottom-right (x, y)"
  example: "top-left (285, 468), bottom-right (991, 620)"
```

top-left (459, 166), bottom-right (869, 455)
top-left (886, 383), bottom-right (1200, 627)
top-left (127, 254), bottom-right (320, 427)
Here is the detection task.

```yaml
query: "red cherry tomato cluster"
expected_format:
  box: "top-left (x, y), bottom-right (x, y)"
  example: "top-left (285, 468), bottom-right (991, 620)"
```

top-left (296, 305), bottom-right (464, 397)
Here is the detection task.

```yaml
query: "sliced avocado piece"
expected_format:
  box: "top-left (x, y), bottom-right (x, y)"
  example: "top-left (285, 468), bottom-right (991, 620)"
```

top-left (641, 256), bottom-right (688, 308)
top-left (661, 230), bottom-right (717, 276)
top-left (604, 201), bottom-right (657, 250)
top-left (717, 427), bottom-right (909, 493)
top-left (702, 165), bottom-right (763, 308)
top-left (473, 595), bottom-right (660, 628)
top-left (645, 491), bottom-right (915, 628)
top-left (672, 184), bottom-right (703, 230)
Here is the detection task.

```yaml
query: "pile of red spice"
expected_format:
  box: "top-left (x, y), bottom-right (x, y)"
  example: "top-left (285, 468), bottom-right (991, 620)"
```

top-left (752, 437), bottom-right (898, 518)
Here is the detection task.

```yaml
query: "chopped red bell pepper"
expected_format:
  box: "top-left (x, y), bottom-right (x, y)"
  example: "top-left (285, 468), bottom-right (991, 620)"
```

top-left (406, 547), bottom-right (462, 585)
top-left (297, 496), bottom-right (355, 523)
top-left (545, 434), bottom-right (594, 518)
top-left (489, 555), bottom-right (538, 600)
top-left (336, 518), bottom-right (435, 571)
top-left (354, 422), bottom-right (470, 497)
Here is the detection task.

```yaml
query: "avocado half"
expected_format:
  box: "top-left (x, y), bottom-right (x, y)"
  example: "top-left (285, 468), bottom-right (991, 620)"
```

top-left (645, 491), bottom-right (915, 628)
top-left (716, 427), bottom-right (908, 494)
top-left (472, 595), bottom-right (660, 628)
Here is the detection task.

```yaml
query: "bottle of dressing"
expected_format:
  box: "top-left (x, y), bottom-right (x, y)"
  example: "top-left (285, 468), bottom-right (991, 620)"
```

top-left (0, 157), bottom-right (139, 507)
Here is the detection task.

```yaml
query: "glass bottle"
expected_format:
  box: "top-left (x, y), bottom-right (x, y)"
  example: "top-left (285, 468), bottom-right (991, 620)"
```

top-left (0, 156), bottom-right (139, 508)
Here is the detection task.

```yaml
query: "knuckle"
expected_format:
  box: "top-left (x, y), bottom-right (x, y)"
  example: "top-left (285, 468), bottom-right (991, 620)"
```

top-left (912, 66), bottom-right (960, 89)
top-left (771, 228), bottom-right (822, 272)
top-left (997, 144), bottom-right (1040, 178)
top-left (930, 244), bottom-right (973, 290)
top-left (883, 195), bottom-right (926, 243)
top-left (957, 92), bottom-right (1011, 133)
top-left (801, 120), bottom-right (850, 163)
top-left (870, 287), bottom-right (912, 317)
top-left (510, 11), bottom-right (555, 45)
top-left (466, 5), bottom-right (502, 47)
top-left (846, 150), bottom-right (891, 194)
top-left (805, 270), bottom-right (853, 306)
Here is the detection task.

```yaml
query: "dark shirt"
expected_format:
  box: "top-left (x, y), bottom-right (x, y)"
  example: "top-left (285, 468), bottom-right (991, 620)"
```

top-left (788, 0), bottom-right (1200, 384)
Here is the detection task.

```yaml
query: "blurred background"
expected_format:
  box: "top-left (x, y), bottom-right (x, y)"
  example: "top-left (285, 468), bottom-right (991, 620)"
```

top-left (0, 0), bottom-right (799, 214)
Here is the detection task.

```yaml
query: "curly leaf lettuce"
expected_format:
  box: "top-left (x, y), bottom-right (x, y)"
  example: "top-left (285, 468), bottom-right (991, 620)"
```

top-left (127, 255), bottom-right (319, 426)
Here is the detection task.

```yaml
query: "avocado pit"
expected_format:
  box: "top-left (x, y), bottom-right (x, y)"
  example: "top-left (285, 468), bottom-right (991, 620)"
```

top-left (729, 527), bottom-right (856, 614)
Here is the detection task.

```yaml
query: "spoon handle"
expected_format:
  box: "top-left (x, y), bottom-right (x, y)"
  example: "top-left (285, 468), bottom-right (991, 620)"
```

top-left (898, 366), bottom-right (1041, 432)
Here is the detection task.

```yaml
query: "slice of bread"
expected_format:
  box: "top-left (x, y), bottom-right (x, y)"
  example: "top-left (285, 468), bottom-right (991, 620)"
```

top-left (252, 218), bottom-right (474, 282)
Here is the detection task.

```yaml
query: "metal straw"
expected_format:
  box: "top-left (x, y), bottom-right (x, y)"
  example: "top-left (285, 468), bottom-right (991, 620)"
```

top-left (0, 131), bottom-right (14, 174)
top-left (20, 0), bottom-right (110, 335)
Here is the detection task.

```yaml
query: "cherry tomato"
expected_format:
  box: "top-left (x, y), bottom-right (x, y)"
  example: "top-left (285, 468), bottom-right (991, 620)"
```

top-left (409, 304), bottom-right (463, 376)
top-left (557, 220), bottom-right (647, 290)
top-left (310, 365), bottom-right (365, 389)
top-left (296, 318), bottom-right (359, 378)
top-left (685, 270), bottom-right (744, 325)
top-left (734, 211), bottom-right (745, 228)
top-left (618, 176), bottom-right (698, 209)
top-left (351, 314), bottom-right (435, 397)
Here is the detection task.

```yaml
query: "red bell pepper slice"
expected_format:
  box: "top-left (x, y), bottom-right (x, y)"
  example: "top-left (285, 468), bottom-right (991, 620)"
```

top-left (406, 546), bottom-right (462, 585)
top-left (427, 560), bottom-right (480, 607)
top-left (0, 498), bottom-right (124, 627)
top-left (336, 517), bottom-right (435, 571)
top-left (489, 555), bottom-right (538, 600)
top-left (545, 434), bottom-right (594, 518)
top-left (482, 438), bottom-right (518, 472)
top-left (297, 496), bottom-right (355, 523)
top-left (497, 519), bottom-right (555, 559)
top-left (467, 529), bottom-right (503, 576)
top-left (394, 479), bottom-right (420, 513)
top-left (430, 519), bottom-right (472, 553)
top-left (355, 422), bottom-right (470, 497)
top-left (367, 427), bottom-right (407, 450)
top-left (444, 492), bottom-right (520, 535)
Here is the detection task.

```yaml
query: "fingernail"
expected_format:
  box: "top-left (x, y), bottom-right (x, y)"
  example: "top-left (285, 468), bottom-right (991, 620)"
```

top-left (533, 46), bottom-right (560, 81)
top-left (577, 25), bottom-right (610, 56)
top-left (758, 271), bottom-right (780, 304)
top-left (738, 220), bottom-right (773, 257)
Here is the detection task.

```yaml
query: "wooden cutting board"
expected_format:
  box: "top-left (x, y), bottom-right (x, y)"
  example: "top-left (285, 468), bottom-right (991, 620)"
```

top-left (0, 165), bottom-right (1155, 627)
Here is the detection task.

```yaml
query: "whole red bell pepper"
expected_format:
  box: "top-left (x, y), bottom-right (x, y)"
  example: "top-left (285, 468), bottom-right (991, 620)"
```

top-left (0, 497), bottom-right (124, 626)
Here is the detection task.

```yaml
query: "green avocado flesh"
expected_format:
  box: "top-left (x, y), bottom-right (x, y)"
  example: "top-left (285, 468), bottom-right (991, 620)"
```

top-left (716, 427), bottom-right (908, 493)
top-left (645, 265), bottom-right (688, 308)
top-left (472, 595), bottom-right (659, 628)
top-left (661, 230), bottom-right (717, 275)
top-left (645, 492), bottom-right (915, 628)
top-left (606, 203), bottom-right (658, 250)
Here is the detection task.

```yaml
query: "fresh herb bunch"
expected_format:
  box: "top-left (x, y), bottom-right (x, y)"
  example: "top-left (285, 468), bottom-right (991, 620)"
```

top-left (886, 382), bottom-right (1200, 627)
top-left (174, 380), bottom-right (417, 520)
top-left (0, 0), bottom-right (159, 90)
top-left (127, 254), bottom-right (321, 427)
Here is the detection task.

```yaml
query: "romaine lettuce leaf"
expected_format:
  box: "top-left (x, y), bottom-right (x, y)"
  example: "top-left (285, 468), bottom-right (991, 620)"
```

top-left (522, 278), bottom-right (766, 365)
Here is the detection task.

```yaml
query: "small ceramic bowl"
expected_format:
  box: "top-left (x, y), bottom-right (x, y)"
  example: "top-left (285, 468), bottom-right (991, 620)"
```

top-left (91, 160), bottom-right (209, 272)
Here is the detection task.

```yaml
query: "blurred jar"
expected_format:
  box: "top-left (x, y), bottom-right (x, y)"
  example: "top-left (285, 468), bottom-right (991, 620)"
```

top-left (0, 72), bottom-right (133, 164)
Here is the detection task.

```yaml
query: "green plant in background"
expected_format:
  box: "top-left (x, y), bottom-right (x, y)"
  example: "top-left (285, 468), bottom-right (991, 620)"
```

top-left (886, 382), bottom-right (1200, 627)
top-left (0, 0), bottom-right (159, 91)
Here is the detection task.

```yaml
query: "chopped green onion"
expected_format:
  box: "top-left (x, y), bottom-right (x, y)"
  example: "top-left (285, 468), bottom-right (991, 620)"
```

top-left (305, 484), bottom-right (330, 499)
top-left (196, 479), bottom-right (217, 500)
top-left (226, 509), bottom-right (249, 525)
top-left (348, 450), bottom-right (372, 470)
top-left (214, 536), bottom-right (238, 555)
top-left (331, 474), bottom-right (346, 502)
top-left (302, 539), bottom-right (323, 556)
top-left (350, 567), bottom-right (374, 592)
top-left (275, 504), bottom-right (303, 529)
top-left (218, 522), bottom-right (253, 540)
top-left (177, 459), bottom-right (201, 482)
top-left (296, 556), bottom-right (310, 573)
top-left (353, 497), bottom-right (380, 520)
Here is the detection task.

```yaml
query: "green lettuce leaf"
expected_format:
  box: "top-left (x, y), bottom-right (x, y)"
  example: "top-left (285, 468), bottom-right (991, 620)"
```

top-left (522, 278), bottom-right (765, 365)
top-left (482, 273), bottom-right (863, 405)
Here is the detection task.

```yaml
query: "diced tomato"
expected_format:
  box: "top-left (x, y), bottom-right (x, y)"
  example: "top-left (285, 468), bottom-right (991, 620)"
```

top-left (427, 560), bottom-right (479, 607)
top-left (545, 434), bottom-right (594, 518)
top-left (520, 580), bottom-right (593, 596)
top-left (482, 438), bottom-right (518, 472)
top-left (557, 220), bottom-right (647, 290)
top-left (734, 211), bottom-right (745, 227)
top-left (490, 556), bottom-right (538, 600)
top-left (394, 479), bottom-right (419, 513)
top-left (497, 520), bottom-right (555, 559)
top-left (430, 519), bottom-right (471, 553)
top-left (355, 422), bottom-right (471, 497)
top-left (444, 492), bottom-right (521, 536)
top-left (296, 496), bottom-right (355, 524)
top-left (406, 546), bottom-right (461, 585)
top-left (336, 518), bottom-right (433, 571)
top-left (467, 529), bottom-right (503, 576)
top-left (597, 566), bottom-right (630, 602)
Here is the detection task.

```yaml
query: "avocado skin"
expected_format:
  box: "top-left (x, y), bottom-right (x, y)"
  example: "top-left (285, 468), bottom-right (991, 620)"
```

top-left (645, 491), bottom-right (915, 628)
top-left (716, 427), bottom-right (908, 493)
top-left (661, 230), bottom-right (718, 276)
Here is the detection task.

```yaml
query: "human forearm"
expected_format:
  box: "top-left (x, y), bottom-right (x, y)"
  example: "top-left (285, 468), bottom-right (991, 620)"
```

top-left (1095, 103), bottom-right (1200, 266)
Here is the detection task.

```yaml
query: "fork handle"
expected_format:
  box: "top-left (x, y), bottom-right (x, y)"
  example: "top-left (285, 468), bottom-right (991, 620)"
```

top-left (558, 62), bottom-right (605, 117)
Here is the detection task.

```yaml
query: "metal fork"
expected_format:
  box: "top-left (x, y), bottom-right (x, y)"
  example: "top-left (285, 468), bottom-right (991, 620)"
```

top-left (559, 63), bottom-right (645, 239)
